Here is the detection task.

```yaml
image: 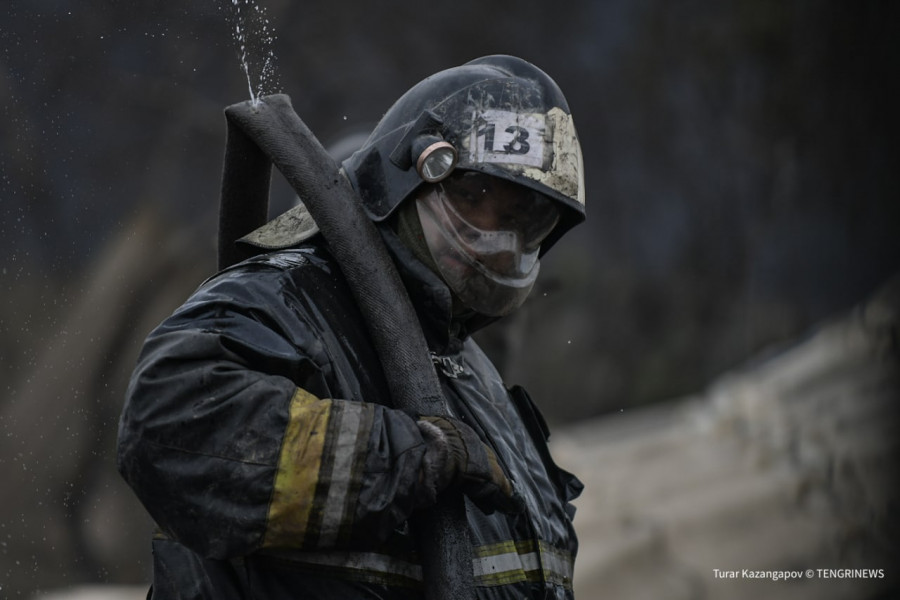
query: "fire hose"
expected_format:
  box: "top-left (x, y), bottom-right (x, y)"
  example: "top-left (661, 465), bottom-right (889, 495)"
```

top-left (218, 94), bottom-right (474, 599)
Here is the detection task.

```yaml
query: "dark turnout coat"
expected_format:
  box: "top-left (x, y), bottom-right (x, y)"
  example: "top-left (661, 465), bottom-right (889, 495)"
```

top-left (117, 232), bottom-right (582, 599)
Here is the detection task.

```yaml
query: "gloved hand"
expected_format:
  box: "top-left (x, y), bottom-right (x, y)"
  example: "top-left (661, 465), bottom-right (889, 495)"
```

top-left (417, 415), bottom-right (525, 515)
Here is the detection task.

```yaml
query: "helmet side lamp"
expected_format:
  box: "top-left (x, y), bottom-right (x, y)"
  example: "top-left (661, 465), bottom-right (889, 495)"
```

top-left (414, 137), bottom-right (458, 183)
top-left (388, 110), bottom-right (458, 184)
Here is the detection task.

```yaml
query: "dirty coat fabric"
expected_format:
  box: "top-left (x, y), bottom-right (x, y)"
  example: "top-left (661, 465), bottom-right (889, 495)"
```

top-left (117, 231), bottom-right (582, 600)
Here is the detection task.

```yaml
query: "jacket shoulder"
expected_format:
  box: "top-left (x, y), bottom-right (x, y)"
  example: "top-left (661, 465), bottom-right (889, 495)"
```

top-left (221, 246), bottom-right (330, 274)
top-left (199, 246), bottom-right (334, 290)
top-left (171, 247), bottom-right (337, 323)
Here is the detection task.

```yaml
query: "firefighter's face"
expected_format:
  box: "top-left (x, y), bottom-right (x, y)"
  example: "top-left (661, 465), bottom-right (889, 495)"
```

top-left (415, 171), bottom-right (559, 317)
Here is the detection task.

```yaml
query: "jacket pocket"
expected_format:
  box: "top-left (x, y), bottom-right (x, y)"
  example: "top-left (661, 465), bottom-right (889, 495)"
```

top-left (508, 385), bottom-right (584, 512)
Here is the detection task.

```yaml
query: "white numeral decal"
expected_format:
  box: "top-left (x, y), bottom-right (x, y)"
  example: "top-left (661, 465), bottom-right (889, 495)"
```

top-left (469, 110), bottom-right (546, 168)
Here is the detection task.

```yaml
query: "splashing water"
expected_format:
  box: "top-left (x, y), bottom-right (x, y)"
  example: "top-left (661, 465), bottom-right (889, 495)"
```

top-left (228, 0), bottom-right (280, 107)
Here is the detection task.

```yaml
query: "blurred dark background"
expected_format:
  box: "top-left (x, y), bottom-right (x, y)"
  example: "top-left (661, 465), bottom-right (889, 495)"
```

top-left (1, 0), bottom-right (898, 596)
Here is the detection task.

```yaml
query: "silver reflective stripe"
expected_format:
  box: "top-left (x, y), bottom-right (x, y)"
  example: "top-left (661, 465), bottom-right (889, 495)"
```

top-left (540, 544), bottom-right (575, 585)
top-left (473, 542), bottom-right (574, 588)
top-left (261, 541), bottom-right (573, 589)
top-left (473, 550), bottom-right (539, 577)
top-left (318, 402), bottom-right (364, 546)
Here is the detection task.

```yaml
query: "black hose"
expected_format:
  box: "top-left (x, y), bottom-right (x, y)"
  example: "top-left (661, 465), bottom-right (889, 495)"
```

top-left (220, 94), bottom-right (474, 600)
top-left (218, 121), bottom-right (272, 270)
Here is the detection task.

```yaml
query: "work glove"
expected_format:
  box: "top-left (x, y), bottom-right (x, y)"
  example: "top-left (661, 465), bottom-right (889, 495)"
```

top-left (417, 415), bottom-right (525, 515)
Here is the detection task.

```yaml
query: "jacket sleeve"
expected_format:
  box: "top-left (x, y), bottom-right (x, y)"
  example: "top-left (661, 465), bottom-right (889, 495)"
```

top-left (116, 266), bottom-right (433, 559)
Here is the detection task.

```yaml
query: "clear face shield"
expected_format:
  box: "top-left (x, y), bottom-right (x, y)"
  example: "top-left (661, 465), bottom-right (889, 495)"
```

top-left (415, 172), bottom-right (560, 317)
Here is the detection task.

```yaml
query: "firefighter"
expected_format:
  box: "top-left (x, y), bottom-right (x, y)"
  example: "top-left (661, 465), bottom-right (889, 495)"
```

top-left (117, 54), bottom-right (585, 599)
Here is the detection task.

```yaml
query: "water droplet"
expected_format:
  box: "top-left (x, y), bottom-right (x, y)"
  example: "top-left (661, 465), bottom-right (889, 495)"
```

top-left (228, 0), bottom-right (281, 104)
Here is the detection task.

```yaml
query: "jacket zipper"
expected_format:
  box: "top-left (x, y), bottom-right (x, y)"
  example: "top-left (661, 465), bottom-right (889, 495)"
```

top-left (437, 366), bottom-right (550, 590)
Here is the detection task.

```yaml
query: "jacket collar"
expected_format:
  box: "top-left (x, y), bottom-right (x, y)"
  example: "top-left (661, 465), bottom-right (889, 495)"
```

top-left (378, 226), bottom-right (496, 355)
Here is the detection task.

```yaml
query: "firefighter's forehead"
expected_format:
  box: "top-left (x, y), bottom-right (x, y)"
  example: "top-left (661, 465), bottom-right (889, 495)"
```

top-left (443, 172), bottom-right (546, 211)
top-left (446, 172), bottom-right (523, 198)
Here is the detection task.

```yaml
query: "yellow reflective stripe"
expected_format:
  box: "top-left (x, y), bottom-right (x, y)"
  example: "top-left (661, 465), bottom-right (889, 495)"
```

top-left (262, 388), bottom-right (331, 548)
top-left (474, 539), bottom-right (528, 557)
top-left (539, 541), bottom-right (575, 587)
top-left (473, 540), bottom-right (574, 589)
top-left (259, 541), bottom-right (573, 590)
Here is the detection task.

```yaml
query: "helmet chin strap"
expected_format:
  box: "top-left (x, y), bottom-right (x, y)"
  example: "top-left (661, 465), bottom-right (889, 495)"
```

top-left (396, 197), bottom-right (439, 273)
top-left (395, 198), bottom-right (475, 319)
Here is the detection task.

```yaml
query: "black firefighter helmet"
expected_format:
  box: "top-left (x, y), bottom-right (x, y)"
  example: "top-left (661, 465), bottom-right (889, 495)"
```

top-left (342, 54), bottom-right (586, 257)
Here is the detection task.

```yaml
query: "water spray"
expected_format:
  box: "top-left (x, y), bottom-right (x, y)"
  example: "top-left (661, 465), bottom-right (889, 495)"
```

top-left (228, 0), bottom-right (279, 106)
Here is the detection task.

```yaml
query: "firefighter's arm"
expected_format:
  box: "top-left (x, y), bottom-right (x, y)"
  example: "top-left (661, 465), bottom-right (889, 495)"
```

top-left (116, 271), bottom-right (433, 558)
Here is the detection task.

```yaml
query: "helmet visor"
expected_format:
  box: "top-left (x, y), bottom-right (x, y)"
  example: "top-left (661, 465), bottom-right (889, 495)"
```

top-left (416, 173), bottom-right (559, 316)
